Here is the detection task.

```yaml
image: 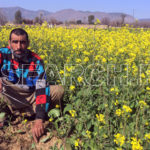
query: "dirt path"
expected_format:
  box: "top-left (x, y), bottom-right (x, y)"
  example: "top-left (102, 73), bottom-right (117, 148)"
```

top-left (0, 118), bottom-right (65, 150)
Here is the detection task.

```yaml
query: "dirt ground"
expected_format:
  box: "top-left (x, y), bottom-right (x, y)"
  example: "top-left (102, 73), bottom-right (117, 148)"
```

top-left (57, 24), bottom-right (108, 29)
top-left (0, 116), bottom-right (66, 150)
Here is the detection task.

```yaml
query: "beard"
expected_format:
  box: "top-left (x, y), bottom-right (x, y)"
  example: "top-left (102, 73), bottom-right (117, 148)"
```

top-left (12, 49), bottom-right (30, 63)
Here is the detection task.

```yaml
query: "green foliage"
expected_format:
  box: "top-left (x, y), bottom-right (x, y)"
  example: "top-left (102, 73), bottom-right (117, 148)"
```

top-left (50, 75), bottom-right (150, 149)
top-left (76, 20), bottom-right (82, 24)
top-left (1, 25), bottom-right (150, 149)
top-left (0, 112), bottom-right (5, 119)
top-left (48, 108), bottom-right (61, 118)
top-left (88, 15), bottom-right (95, 24)
top-left (0, 11), bottom-right (7, 25)
top-left (14, 10), bottom-right (22, 24)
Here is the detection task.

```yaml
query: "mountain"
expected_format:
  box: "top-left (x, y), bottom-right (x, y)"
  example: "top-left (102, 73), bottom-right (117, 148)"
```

top-left (108, 13), bottom-right (135, 23)
top-left (47, 9), bottom-right (135, 23)
top-left (0, 7), bottom-right (51, 21)
top-left (139, 19), bottom-right (150, 22)
top-left (47, 9), bottom-right (109, 23)
top-left (0, 7), bottom-right (135, 23)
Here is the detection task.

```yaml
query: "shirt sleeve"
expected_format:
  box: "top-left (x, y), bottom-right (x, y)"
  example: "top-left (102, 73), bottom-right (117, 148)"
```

top-left (0, 49), bottom-right (3, 77)
top-left (34, 60), bottom-right (50, 120)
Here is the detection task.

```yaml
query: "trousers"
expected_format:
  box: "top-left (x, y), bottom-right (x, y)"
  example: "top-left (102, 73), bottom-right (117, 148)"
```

top-left (0, 79), bottom-right (64, 117)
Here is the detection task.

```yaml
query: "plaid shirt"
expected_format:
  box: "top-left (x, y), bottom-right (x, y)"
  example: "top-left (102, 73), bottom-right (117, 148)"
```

top-left (0, 47), bottom-right (50, 120)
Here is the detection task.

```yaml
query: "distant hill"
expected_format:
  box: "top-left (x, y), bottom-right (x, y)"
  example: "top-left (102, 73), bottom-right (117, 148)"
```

top-left (139, 19), bottom-right (150, 22)
top-left (0, 7), bottom-right (51, 21)
top-left (108, 13), bottom-right (135, 23)
top-left (0, 7), bottom-right (136, 23)
top-left (47, 9), bottom-right (109, 23)
top-left (47, 9), bottom-right (135, 23)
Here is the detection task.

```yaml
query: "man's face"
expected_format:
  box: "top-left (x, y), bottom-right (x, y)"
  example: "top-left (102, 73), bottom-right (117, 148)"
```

top-left (8, 33), bottom-right (29, 54)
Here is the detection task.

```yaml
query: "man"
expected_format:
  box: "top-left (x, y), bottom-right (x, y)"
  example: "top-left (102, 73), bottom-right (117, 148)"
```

top-left (0, 28), bottom-right (64, 143)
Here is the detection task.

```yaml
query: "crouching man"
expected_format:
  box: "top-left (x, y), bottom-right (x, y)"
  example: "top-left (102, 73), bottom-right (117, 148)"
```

top-left (0, 28), bottom-right (64, 143)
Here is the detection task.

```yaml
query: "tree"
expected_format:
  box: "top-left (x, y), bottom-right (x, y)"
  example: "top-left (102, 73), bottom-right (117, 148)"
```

top-left (22, 18), bottom-right (33, 25)
top-left (34, 16), bottom-right (40, 24)
top-left (68, 20), bottom-right (76, 25)
top-left (101, 17), bottom-right (110, 26)
top-left (15, 10), bottom-right (22, 24)
top-left (76, 20), bottom-right (82, 24)
top-left (120, 14), bottom-right (126, 26)
top-left (34, 13), bottom-right (44, 24)
top-left (88, 15), bottom-right (95, 24)
top-left (0, 11), bottom-right (7, 25)
top-left (39, 12), bottom-right (44, 24)
top-left (49, 18), bottom-right (58, 25)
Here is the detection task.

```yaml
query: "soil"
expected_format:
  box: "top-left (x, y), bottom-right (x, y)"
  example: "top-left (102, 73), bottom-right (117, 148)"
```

top-left (0, 116), bottom-right (65, 150)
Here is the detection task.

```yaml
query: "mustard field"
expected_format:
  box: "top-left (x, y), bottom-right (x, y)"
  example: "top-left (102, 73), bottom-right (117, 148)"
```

top-left (0, 23), bottom-right (150, 149)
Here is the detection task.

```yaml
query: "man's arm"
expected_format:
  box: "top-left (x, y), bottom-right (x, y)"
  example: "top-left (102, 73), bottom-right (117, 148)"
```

top-left (31, 60), bottom-right (50, 143)
top-left (0, 50), bottom-right (3, 92)
top-left (0, 78), bottom-right (2, 92)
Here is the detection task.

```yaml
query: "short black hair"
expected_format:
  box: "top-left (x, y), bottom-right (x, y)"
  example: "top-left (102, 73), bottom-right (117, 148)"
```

top-left (9, 28), bottom-right (29, 41)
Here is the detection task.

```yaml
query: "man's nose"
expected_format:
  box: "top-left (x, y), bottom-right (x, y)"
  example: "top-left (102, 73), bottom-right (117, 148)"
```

top-left (16, 42), bottom-right (21, 50)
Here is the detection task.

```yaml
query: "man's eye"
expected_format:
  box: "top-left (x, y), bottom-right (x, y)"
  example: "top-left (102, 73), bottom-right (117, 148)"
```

top-left (12, 40), bottom-right (26, 44)
top-left (20, 41), bottom-right (26, 44)
top-left (12, 40), bottom-right (18, 43)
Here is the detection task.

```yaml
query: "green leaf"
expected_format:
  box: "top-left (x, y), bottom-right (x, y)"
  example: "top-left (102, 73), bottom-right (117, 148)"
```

top-left (65, 143), bottom-right (72, 150)
top-left (83, 88), bottom-right (92, 97)
top-left (48, 108), bottom-right (60, 118)
top-left (57, 117), bottom-right (64, 122)
top-left (59, 144), bottom-right (65, 150)
top-left (0, 112), bottom-right (5, 122)
top-left (31, 143), bottom-right (36, 149)
top-left (87, 121), bottom-right (92, 129)
top-left (40, 135), bottom-right (52, 143)
top-left (63, 104), bottom-right (73, 114)
top-left (0, 112), bottom-right (5, 119)
top-left (76, 123), bottom-right (83, 132)
top-left (81, 130), bottom-right (86, 136)
top-left (16, 130), bottom-right (25, 134)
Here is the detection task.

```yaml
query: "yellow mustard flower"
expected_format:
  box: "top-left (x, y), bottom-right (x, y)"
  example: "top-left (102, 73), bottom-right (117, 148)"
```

top-left (49, 117), bottom-right (53, 122)
top-left (77, 76), bottom-right (83, 83)
top-left (22, 119), bottom-right (28, 124)
top-left (131, 137), bottom-right (143, 150)
top-left (69, 110), bottom-right (76, 117)
top-left (122, 105), bottom-right (132, 113)
top-left (86, 130), bottom-right (91, 139)
top-left (144, 133), bottom-right (150, 142)
top-left (114, 133), bottom-right (125, 146)
top-left (55, 104), bottom-right (60, 108)
top-left (70, 85), bottom-right (75, 91)
top-left (139, 100), bottom-right (148, 109)
top-left (115, 109), bottom-right (122, 116)
top-left (74, 138), bottom-right (80, 147)
top-left (96, 114), bottom-right (105, 124)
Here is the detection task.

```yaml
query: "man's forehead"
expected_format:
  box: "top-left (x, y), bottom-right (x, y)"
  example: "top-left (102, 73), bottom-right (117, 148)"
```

top-left (11, 33), bottom-right (27, 40)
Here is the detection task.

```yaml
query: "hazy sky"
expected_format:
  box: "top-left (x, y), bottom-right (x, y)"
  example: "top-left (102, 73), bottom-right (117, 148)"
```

top-left (0, 0), bottom-right (150, 19)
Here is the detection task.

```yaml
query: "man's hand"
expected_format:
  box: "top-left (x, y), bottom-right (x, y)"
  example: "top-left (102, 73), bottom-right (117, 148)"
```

top-left (32, 119), bottom-right (44, 143)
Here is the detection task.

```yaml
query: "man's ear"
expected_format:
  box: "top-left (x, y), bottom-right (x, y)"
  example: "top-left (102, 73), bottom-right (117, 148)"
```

top-left (8, 40), bottom-right (11, 47)
top-left (27, 40), bottom-right (30, 48)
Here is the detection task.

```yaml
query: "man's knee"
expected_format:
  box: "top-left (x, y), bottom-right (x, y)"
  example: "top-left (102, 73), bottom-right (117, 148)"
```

top-left (50, 85), bottom-right (64, 104)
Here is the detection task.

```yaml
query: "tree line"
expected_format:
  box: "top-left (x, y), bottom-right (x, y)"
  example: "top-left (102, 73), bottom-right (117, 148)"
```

top-left (1, 9), bottom-right (150, 28)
